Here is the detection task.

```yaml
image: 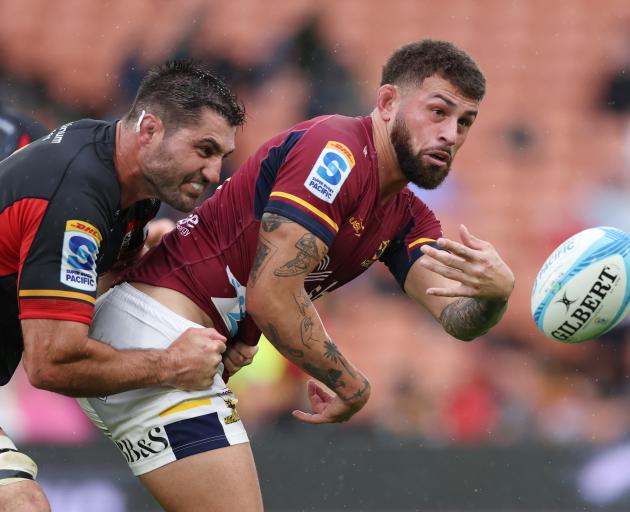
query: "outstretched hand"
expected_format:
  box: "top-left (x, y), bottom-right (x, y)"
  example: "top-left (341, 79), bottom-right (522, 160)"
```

top-left (419, 224), bottom-right (514, 301)
top-left (292, 380), bottom-right (366, 424)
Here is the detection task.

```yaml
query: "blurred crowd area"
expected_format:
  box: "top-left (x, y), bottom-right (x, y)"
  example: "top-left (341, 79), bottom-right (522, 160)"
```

top-left (4, 0), bottom-right (630, 448)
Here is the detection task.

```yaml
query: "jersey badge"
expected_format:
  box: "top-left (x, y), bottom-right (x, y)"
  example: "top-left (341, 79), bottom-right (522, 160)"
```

top-left (59, 220), bottom-right (102, 292)
top-left (361, 240), bottom-right (390, 268)
top-left (304, 140), bottom-right (355, 203)
top-left (349, 217), bottom-right (364, 237)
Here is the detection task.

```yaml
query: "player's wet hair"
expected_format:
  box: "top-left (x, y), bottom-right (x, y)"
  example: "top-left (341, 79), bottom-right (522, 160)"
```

top-left (125, 60), bottom-right (245, 130)
top-left (381, 39), bottom-right (485, 101)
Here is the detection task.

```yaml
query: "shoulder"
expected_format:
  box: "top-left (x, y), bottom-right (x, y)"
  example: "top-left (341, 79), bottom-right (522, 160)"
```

top-left (298, 115), bottom-right (369, 154)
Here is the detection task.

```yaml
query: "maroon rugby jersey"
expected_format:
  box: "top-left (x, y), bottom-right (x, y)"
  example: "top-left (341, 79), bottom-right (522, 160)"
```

top-left (126, 115), bottom-right (442, 345)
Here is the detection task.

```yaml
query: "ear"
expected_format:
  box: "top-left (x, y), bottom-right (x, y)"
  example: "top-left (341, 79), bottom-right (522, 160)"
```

top-left (376, 84), bottom-right (399, 123)
top-left (136, 112), bottom-right (163, 146)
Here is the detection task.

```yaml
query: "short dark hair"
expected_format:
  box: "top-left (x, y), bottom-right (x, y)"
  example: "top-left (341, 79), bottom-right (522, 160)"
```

top-left (381, 39), bottom-right (485, 101)
top-left (125, 60), bottom-right (245, 129)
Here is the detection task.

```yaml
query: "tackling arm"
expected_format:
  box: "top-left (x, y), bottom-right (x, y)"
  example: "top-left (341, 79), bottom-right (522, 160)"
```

top-left (246, 213), bottom-right (370, 423)
top-left (21, 319), bottom-right (227, 397)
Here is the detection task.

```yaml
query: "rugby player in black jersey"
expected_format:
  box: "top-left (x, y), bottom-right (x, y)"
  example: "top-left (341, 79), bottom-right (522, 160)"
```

top-left (0, 62), bottom-right (247, 511)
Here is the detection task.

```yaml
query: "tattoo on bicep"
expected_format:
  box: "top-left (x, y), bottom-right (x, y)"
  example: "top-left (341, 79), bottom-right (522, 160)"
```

top-left (248, 235), bottom-right (277, 287)
top-left (265, 322), bottom-right (305, 358)
top-left (261, 213), bottom-right (294, 233)
top-left (274, 234), bottom-right (322, 277)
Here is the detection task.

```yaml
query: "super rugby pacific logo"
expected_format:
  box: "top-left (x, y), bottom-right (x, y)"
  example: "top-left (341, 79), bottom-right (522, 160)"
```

top-left (304, 141), bottom-right (355, 204)
top-left (59, 220), bottom-right (101, 292)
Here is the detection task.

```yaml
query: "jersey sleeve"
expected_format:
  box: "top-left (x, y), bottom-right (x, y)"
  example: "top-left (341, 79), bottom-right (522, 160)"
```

top-left (380, 192), bottom-right (443, 289)
top-left (263, 118), bottom-right (366, 247)
top-left (17, 169), bottom-right (115, 326)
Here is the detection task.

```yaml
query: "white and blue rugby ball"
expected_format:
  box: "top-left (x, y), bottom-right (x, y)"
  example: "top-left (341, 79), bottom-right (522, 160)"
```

top-left (531, 227), bottom-right (630, 343)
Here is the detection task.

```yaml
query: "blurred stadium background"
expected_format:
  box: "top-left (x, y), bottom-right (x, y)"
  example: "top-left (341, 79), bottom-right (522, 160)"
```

top-left (3, 0), bottom-right (630, 510)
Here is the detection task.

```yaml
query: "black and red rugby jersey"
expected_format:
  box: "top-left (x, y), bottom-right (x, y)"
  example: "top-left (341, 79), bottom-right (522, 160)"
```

top-left (0, 119), bottom-right (159, 384)
top-left (126, 115), bottom-right (442, 345)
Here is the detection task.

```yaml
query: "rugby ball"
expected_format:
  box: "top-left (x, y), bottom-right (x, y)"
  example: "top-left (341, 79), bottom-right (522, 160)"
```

top-left (531, 227), bottom-right (630, 343)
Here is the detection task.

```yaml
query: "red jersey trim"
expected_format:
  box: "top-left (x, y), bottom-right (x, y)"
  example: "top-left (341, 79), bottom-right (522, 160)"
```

top-left (19, 298), bottom-right (93, 325)
top-left (269, 191), bottom-right (339, 232)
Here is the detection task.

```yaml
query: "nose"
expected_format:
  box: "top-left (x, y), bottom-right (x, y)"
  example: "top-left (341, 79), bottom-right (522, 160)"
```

top-left (201, 158), bottom-right (222, 184)
top-left (438, 117), bottom-right (458, 147)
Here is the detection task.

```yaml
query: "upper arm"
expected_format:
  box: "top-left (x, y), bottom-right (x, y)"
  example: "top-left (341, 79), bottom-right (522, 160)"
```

top-left (260, 120), bottom-right (365, 248)
top-left (247, 214), bottom-right (328, 299)
top-left (17, 157), bottom-right (116, 326)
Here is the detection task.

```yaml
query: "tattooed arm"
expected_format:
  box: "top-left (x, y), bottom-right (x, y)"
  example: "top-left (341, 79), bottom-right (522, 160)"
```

top-left (246, 213), bottom-right (370, 423)
top-left (404, 225), bottom-right (514, 341)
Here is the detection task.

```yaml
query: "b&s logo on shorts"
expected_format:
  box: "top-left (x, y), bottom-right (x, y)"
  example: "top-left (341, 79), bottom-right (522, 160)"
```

top-left (304, 141), bottom-right (355, 203)
top-left (59, 220), bottom-right (102, 292)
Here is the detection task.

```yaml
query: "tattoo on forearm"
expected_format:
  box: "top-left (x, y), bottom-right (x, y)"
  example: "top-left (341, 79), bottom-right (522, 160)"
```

top-left (261, 213), bottom-right (293, 233)
top-left (274, 234), bottom-right (321, 277)
top-left (293, 291), bottom-right (315, 348)
top-left (323, 339), bottom-right (357, 379)
top-left (265, 322), bottom-right (305, 358)
top-left (349, 377), bottom-right (371, 401)
top-left (440, 297), bottom-right (507, 340)
top-left (302, 363), bottom-right (345, 392)
top-left (249, 235), bottom-right (276, 286)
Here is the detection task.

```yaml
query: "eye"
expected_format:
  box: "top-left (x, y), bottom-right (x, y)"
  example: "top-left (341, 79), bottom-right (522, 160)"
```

top-left (458, 118), bottom-right (473, 127)
top-left (197, 147), bottom-right (214, 158)
top-left (432, 108), bottom-right (445, 117)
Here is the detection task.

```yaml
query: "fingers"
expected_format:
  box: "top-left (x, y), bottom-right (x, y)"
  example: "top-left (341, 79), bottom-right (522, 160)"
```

top-left (199, 327), bottom-right (227, 342)
top-left (419, 256), bottom-right (467, 282)
top-left (426, 285), bottom-right (476, 297)
top-left (423, 238), bottom-right (476, 262)
top-left (291, 410), bottom-right (328, 424)
top-left (459, 224), bottom-right (485, 248)
top-left (420, 245), bottom-right (467, 272)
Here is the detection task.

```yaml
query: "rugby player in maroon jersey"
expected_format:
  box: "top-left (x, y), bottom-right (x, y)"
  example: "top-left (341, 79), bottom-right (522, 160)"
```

top-left (79, 40), bottom-right (514, 511)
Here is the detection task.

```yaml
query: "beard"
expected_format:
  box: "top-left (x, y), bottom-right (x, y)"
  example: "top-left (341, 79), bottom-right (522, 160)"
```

top-left (141, 142), bottom-right (204, 212)
top-left (390, 117), bottom-right (451, 190)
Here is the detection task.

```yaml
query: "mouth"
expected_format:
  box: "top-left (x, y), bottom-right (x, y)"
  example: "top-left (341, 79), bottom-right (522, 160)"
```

top-left (183, 181), bottom-right (206, 197)
top-left (424, 150), bottom-right (451, 167)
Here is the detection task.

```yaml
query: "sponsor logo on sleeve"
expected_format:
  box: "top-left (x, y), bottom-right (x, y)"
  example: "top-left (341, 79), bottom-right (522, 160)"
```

top-left (50, 122), bottom-right (73, 144)
top-left (304, 140), bottom-right (355, 203)
top-left (59, 220), bottom-right (102, 292)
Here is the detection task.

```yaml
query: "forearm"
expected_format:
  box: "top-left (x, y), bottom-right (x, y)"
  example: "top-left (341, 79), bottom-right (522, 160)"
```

top-left (439, 297), bottom-right (508, 341)
top-left (249, 290), bottom-right (370, 405)
top-left (26, 336), bottom-right (168, 397)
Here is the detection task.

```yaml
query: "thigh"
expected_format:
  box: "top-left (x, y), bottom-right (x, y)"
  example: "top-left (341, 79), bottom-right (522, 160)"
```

top-left (139, 442), bottom-right (263, 512)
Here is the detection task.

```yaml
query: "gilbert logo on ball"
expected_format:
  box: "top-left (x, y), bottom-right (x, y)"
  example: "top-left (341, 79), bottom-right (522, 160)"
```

top-left (531, 227), bottom-right (630, 343)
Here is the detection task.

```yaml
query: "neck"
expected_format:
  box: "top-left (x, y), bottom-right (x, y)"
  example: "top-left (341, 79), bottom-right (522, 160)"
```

top-left (115, 121), bottom-right (147, 209)
top-left (370, 110), bottom-right (407, 204)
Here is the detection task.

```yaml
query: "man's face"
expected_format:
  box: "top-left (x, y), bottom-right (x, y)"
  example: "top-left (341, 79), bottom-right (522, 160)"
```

top-left (140, 108), bottom-right (236, 212)
top-left (389, 75), bottom-right (479, 189)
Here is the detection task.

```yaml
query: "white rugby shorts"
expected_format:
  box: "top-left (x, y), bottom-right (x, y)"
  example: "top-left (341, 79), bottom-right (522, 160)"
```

top-left (77, 283), bottom-right (249, 476)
